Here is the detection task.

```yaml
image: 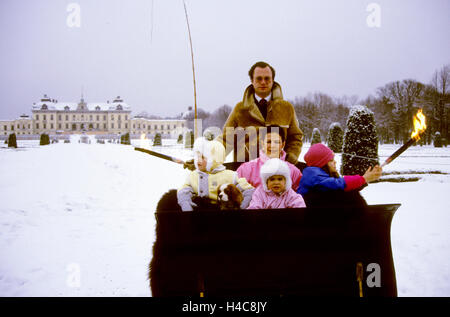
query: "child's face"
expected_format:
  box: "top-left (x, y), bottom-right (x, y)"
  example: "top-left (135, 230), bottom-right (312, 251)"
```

top-left (263, 133), bottom-right (285, 158)
top-left (326, 159), bottom-right (337, 174)
top-left (196, 153), bottom-right (207, 172)
top-left (267, 175), bottom-right (286, 194)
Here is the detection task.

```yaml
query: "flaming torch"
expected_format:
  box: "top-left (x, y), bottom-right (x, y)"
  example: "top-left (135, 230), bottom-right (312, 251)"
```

top-left (134, 133), bottom-right (185, 165)
top-left (381, 109), bottom-right (427, 167)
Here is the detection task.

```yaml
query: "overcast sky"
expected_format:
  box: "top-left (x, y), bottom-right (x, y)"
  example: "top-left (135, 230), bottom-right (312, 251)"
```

top-left (0, 0), bottom-right (449, 119)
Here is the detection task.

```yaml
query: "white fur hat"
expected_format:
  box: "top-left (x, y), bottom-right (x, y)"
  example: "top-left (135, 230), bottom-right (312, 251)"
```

top-left (193, 137), bottom-right (225, 172)
top-left (260, 158), bottom-right (292, 192)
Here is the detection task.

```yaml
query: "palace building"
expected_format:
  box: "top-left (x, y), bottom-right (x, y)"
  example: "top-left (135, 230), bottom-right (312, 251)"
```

top-left (0, 95), bottom-right (187, 138)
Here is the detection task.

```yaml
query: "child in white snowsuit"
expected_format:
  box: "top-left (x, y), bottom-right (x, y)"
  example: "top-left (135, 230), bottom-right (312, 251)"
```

top-left (177, 137), bottom-right (254, 211)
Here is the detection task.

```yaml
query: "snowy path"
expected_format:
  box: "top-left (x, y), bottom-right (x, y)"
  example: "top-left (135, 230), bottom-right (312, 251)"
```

top-left (0, 141), bottom-right (449, 296)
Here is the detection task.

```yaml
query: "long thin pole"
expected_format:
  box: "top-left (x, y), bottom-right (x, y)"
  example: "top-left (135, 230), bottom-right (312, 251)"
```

top-left (183, 0), bottom-right (198, 139)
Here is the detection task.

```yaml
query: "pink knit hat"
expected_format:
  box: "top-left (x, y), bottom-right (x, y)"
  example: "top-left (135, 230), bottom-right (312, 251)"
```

top-left (304, 144), bottom-right (335, 167)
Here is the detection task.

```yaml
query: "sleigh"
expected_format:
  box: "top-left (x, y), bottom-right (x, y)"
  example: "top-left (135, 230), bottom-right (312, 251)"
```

top-left (149, 162), bottom-right (400, 297)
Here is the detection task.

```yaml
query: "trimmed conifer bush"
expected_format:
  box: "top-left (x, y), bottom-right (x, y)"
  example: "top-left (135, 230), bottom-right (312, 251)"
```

top-left (8, 133), bottom-right (17, 148)
top-left (40, 133), bottom-right (50, 146)
top-left (341, 105), bottom-right (379, 176)
top-left (177, 134), bottom-right (183, 144)
top-left (184, 130), bottom-right (194, 148)
top-left (327, 122), bottom-right (344, 153)
top-left (434, 132), bottom-right (442, 148)
top-left (153, 133), bottom-right (162, 146)
top-left (311, 128), bottom-right (322, 146)
top-left (120, 133), bottom-right (130, 145)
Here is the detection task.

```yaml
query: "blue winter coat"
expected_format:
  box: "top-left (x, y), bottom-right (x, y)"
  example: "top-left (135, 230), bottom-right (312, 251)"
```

top-left (297, 167), bottom-right (346, 195)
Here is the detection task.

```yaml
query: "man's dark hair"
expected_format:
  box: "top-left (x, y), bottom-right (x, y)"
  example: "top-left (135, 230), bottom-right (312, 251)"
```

top-left (263, 125), bottom-right (286, 143)
top-left (248, 61), bottom-right (276, 81)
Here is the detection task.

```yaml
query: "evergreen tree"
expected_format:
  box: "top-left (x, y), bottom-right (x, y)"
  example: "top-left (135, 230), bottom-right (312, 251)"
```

top-left (177, 134), bottom-right (183, 144)
top-left (120, 133), bottom-right (130, 145)
top-left (434, 132), bottom-right (442, 147)
top-left (311, 128), bottom-right (322, 145)
top-left (40, 133), bottom-right (50, 146)
top-left (184, 130), bottom-right (194, 148)
top-left (8, 133), bottom-right (17, 148)
top-left (153, 133), bottom-right (162, 146)
top-left (341, 105), bottom-right (379, 175)
top-left (327, 122), bottom-right (344, 153)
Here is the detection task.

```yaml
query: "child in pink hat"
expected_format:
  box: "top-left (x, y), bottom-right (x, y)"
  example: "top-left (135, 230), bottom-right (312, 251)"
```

top-left (297, 143), bottom-right (382, 207)
top-left (247, 158), bottom-right (306, 209)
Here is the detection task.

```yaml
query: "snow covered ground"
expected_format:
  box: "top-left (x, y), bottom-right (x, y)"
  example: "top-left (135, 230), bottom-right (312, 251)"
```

top-left (0, 138), bottom-right (449, 296)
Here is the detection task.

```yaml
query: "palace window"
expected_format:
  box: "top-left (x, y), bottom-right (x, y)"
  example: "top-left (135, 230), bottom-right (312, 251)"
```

top-left (64, 106), bottom-right (70, 111)
top-left (58, 124), bottom-right (61, 129)
top-left (66, 115), bottom-right (69, 120)
top-left (90, 115), bottom-right (93, 121)
top-left (125, 123), bottom-right (128, 129)
top-left (111, 123), bottom-right (114, 129)
top-left (41, 104), bottom-right (48, 110)
top-left (58, 115), bottom-right (61, 120)
top-left (43, 115), bottom-right (46, 120)
top-left (66, 123), bottom-right (69, 129)
top-left (51, 123), bottom-right (54, 129)
top-left (111, 115), bottom-right (114, 121)
top-left (104, 124), bottom-right (107, 129)
top-left (51, 115), bottom-right (54, 120)
top-left (36, 114), bottom-right (39, 120)
top-left (103, 115), bottom-right (106, 120)
top-left (43, 123), bottom-right (46, 129)
top-left (96, 115), bottom-right (99, 121)
top-left (36, 123), bottom-right (39, 129)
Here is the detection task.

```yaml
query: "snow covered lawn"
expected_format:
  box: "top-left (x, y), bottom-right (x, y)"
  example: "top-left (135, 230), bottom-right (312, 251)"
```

top-left (0, 139), bottom-right (449, 296)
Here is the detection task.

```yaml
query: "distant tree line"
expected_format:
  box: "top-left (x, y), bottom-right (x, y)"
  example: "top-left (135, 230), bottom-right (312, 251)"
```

top-left (363, 64), bottom-right (449, 144)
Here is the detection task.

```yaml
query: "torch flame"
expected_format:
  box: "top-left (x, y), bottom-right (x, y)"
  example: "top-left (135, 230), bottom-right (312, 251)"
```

top-left (140, 133), bottom-right (151, 149)
top-left (411, 109), bottom-right (427, 141)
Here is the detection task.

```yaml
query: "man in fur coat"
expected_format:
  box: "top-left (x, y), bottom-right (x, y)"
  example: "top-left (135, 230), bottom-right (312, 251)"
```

top-left (216, 61), bottom-right (304, 164)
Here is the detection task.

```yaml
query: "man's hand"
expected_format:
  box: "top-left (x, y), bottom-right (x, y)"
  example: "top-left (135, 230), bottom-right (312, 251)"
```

top-left (183, 159), bottom-right (196, 171)
top-left (363, 165), bottom-right (382, 183)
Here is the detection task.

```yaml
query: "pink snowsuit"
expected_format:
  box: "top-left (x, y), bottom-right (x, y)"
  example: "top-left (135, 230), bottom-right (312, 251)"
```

top-left (237, 150), bottom-right (302, 191)
top-left (247, 185), bottom-right (306, 209)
